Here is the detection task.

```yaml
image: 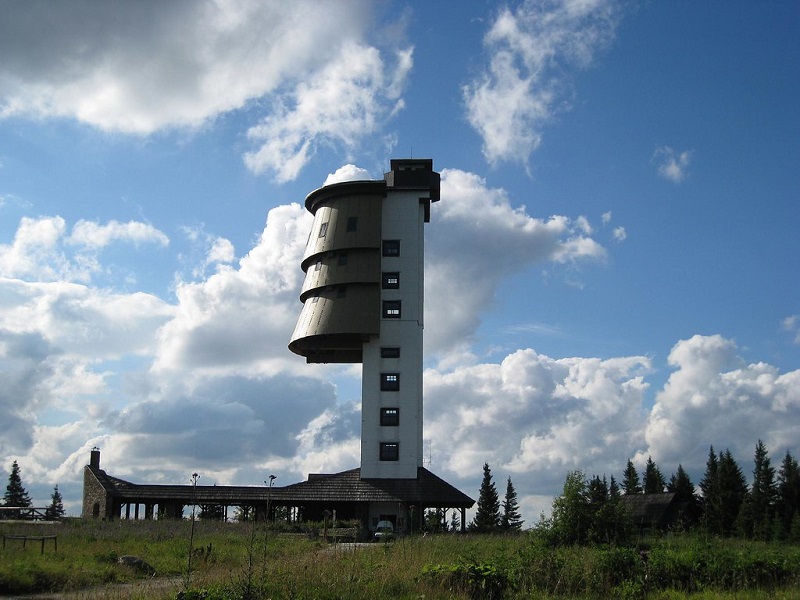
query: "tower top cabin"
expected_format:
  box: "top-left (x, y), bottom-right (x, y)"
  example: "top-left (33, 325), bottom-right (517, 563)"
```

top-left (289, 159), bottom-right (440, 364)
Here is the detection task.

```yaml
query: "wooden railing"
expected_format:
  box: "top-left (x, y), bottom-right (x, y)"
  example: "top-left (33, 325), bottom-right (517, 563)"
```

top-left (0, 506), bottom-right (50, 521)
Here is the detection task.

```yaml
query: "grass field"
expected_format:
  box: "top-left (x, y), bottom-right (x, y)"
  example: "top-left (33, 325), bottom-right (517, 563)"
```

top-left (1, 518), bottom-right (799, 599)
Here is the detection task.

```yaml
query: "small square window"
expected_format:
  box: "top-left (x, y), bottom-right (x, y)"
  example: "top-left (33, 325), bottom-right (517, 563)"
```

top-left (382, 300), bottom-right (401, 318)
top-left (311, 295), bottom-right (319, 303)
top-left (382, 240), bottom-right (400, 257)
top-left (380, 408), bottom-right (399, 426)
top-left (336, 287), bottom-right (346, 298)
top-left (380, 372), bottom-right (400, 391)
top-left (318, 222), bottom-right (329, 238)
top-left (346, 217), bottom-right (358, 232)
top-left (382, 272), bottom-right (400, 289)
top-left (338, 253), bottom-right (348, 266)
top-left (315, 259), bottom-right (322, 271)
top-left (379, 442), bottom-right (399, 461)
top-left (380, 347), bottom-right (400, 358)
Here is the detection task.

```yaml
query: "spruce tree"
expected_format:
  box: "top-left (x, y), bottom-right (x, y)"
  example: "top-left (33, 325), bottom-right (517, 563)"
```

top-left (501, 476), bottom-right (524, 531)
top-left (643, 456), bottom-right (666, 494)
top-left (621, 459), bottom-right (641, 494)
top-left (718, 449), bottom-right (748, 536)
top-left (45, 485), bottom-right (66, 520)
top-left (668, 464), bottom-right (700, 529)
top-left (775, 451), bottom-right (800, 540)
top-left (700, 446), bottom-right (722, 534)
top-left (471, 463), bottom-right (501, 532)
top-left (3, 460), bottom-right (32, 508)
top-left (738, 440), bottom-right (776, 540)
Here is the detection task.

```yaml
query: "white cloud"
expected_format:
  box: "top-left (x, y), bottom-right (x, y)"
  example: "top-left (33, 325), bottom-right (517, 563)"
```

top-left (324, 164), bottom-right (372, 186)
top-left (612, 226), bottom-right (627, 242)
top-left (644, 334), bottom-right (800, 468)
top-left (69, 220), bottom-right (169, 249)
top-left (464, 0), bottom-right (622, 165)
top-left (653, 146), bottom-right (693, 183)
top-left (782, 315), bottom-right (800, 344)
top-left (424, 348), bottom-right (651, 496)
top-left (153, 203), bottom-right (313, 375)
top-left (0, 0), bottom-right (375, 135)
top-left (243, 43), bottom-right (413, 182)
top-left (0, 216), bottom-right (169, 283)
top-left (426, 168), bottom-right (606, 354)
top-left (602, 211), bottom-right (612, 225)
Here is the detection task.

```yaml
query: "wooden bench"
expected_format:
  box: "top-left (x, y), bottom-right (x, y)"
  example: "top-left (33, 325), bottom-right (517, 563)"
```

top-left (2, 534), bottom-right (58, 554)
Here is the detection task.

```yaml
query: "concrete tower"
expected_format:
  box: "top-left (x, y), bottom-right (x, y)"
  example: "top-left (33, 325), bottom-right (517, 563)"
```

top-left (289, 159), bottom-right (440, 479)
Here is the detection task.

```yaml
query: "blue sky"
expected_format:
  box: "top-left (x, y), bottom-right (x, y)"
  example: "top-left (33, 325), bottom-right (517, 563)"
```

top-left (1, 0), bottom-right (798, 522)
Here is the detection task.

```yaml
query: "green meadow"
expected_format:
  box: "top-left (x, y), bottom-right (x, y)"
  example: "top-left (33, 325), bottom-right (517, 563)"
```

top-left (1, 519), bottom-right (799, 600)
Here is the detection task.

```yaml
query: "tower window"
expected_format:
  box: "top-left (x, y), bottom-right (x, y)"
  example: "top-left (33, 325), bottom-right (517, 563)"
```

top-left (382, 240), bottom-right (400, 257)
top-left (338, 253), bottom-right (348, 266)
top-left (318, 222), bottom-right (329, 237)
top-left (380, 407), bottom-right (399, 426)
top-left (380, 347), bottom-right (400, 358)
top-left (336, 287), bottom-right (346, 298)
top-left (346, 216), bottom-right (358, 232)
top-left (380, 442), bottom-right (399, 461)
top-left (315, 259), bottom-right (322, 271)
top-left (380, 373), bottom-right (400, 391)
top-left (382, 272), bottom-right (400, 289)
top-left (382, 300), bottom-right (401, 318)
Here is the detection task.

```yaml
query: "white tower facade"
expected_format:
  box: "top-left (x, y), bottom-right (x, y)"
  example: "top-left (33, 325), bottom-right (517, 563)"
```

top-left (289, 159), bottom-right (440, 479)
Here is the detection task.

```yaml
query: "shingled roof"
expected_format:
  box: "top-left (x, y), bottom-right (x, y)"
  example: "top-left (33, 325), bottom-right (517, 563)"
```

top-left (87, 465), bottom-right (474, 508)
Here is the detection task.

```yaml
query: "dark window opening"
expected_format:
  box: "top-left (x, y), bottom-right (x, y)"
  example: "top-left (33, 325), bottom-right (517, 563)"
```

top-left (338, 253), bottom-right (348, 266)
top-left (318, 222), bottom-right (329, 237)
top-left (380, 372), bottom-right (400, 391)
top-left (336, 287), bottom-right (346, 298)
top-left (382, 300), bottom-right (401, 318)
top-left (382, 272), bottom-right (400, 289)
top-left (380, 347), bottom-right (400, 358)
top-left (380, 442), bottom-right (399, 461)
top-left (346, 217), bottom-right (358, 232)
top-left (380, 407), bottom-right (399, 426)
top-left (382, 240), bottom-right (400, 257)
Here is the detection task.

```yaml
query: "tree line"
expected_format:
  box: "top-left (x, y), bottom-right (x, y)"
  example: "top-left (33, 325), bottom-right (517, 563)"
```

top-left (540, 439), bottom-right (800, 546)
top-left (2, 460), bottom-right (65, 520)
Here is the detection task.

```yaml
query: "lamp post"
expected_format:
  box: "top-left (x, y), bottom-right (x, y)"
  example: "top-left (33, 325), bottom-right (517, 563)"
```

top-left (261, 475), bottom-right (276, 587)
top-left (186, 472), bottom-right (199, 590)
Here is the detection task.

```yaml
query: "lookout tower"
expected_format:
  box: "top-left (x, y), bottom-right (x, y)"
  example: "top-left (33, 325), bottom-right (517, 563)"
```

top-left (289, 159), bottom-right (440, 479)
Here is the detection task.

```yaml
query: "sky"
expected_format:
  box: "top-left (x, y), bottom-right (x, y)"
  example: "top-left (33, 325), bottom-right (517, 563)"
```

top-left (1, 0), bottom-right (798, 523)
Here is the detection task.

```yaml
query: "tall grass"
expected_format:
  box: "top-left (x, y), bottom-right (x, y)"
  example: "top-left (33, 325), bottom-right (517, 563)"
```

top-left (1, 519), bottom-right (799, 599)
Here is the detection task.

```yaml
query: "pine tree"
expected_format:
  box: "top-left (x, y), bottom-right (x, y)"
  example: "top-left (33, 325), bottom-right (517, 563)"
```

top-left (668, 464), bottom-right (700, 529)
top-left (501, 476), bottom-right (524, 531)
top-left (700, 446), bottom-right (722, 534)
top-left (738, 440), bottom-right (776, 540)
top-left (449, 509), bottom-right (460, 532)
top-left (643, 456), bottom-right (666, 494)
top-left (470, 463), bottom-right (501, 533)
top-left (3, 460), bottom-right (32, 508)
top-left (45, 485), bottom-right (66, 520)
top-left (718, 449), bottom-right (748, 536)
top-left (775, 451), bottom-right (800, 540)
top-left (621, 459), bottom-right (641, 495)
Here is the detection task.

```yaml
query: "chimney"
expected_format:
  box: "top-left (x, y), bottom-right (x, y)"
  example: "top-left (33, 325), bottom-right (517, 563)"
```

top-left (90, 447), bottom-right (101, 469)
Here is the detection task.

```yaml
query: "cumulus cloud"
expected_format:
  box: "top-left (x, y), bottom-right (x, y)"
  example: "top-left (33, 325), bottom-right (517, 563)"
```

top-left (424, 348), bottom-right (651, 499)
top-left (153, 203), bottom-right (312, 375)
top-left (612, 226), bottom-right (627, 242)
top-left (243, 43), bottom-right (413, 182)
top-left (644, 334), bottom-right (800, 469)
top-left (0, 0), bottom-right (374, 134)
top-left (426, 168), bottom-right (606, 354)
top-left (464, 0), bottom-right (622, 165)
top-left (0, 216), bottom-right (169, 283)
top-left (323, 164), bottom-right (372, 186)
top-left (653, 146), bottom-right (693, 183)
